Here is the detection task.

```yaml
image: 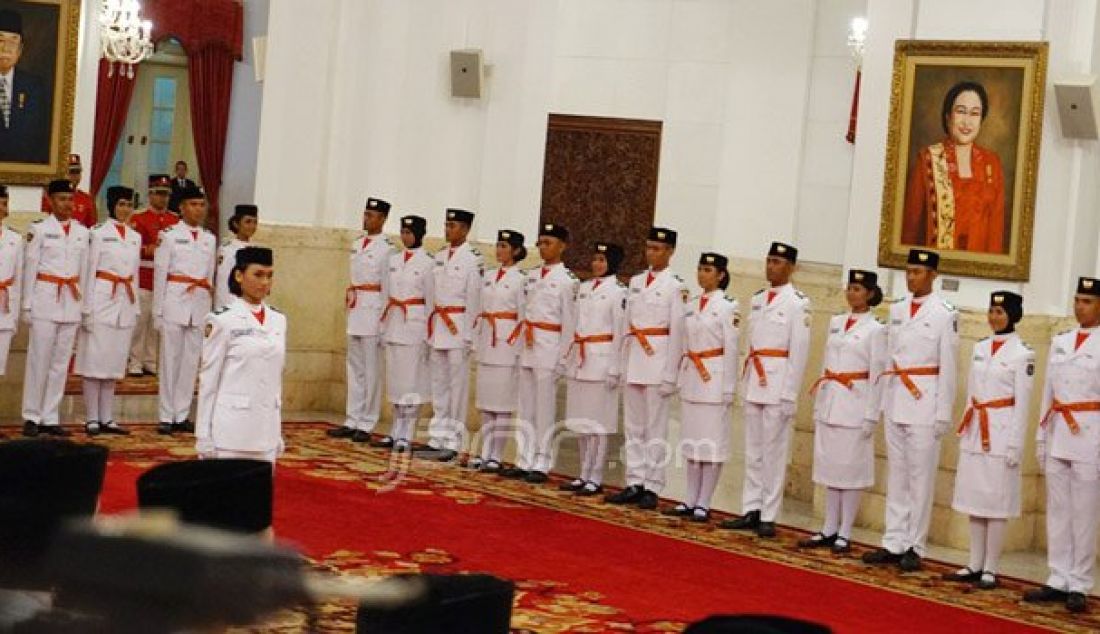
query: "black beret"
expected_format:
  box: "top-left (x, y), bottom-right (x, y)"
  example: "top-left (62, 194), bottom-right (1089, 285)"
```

top-left (538, 222), bottom-right (569, 242)
top-left (446, 208), bottom-right (475, 224)
top-left (498, 229), bottom-right (524, 248)
top-left (106, 186), bottom-right (134, 212)
top-left (401, 215), bottom-right (427, 234)
top-left (137, 459), bottom-right (273, 533)
top-left (47, 179), bottom-right (73, 195)
top-left (0, 10), bottom-right (23, 36)
top-left (235, 246), bottom-right (273, 268)
top-left (907, 248), bottom-right (939, 270)
top-left (848, 269), bottom-right (878, 288)
top-left (990, 290), bottom-right (1023, 323)
top-left (1077, 277), bottom-right (1100, 297)
top-left (234, 204), bottom-right (258, 217)
top-left (366, 197), bottom-right (391, 213)
top-left (768, 241), bottom-right (798, 263)
top-left (178, 185), bottom-right (205, 202)
top-left (0, 184), bottom-right (8, 198)
top-left (648, 226), bottom-right (677, 246)
top-left (699, 252), bottom-right (728, 268)
top-left (594, 241), bottom-right (624, 274)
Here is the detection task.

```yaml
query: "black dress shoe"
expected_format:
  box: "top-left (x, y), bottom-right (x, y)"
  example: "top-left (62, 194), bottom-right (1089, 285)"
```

top-left (157, 422), bottom-right (174, 435)
top-left (861, 548), bottom-right (903, 565)
top-left (22, 421), bottom-right (39, 437)
top-left (171, 420), bottom-right (194, 434)
top-left (943, 567), bottom-right (981, 582)
top-left (559, 479), bottom-right (585, 492)
top-left (39, 425), bottom-right (71, 437)
top-left (1067, 591), bottom-right (1088, 613)
top-left (499, 467), bottom-right (528, 479)
top-left (637, 490), bottom-right (659, 510)
top-left (718, 510), bottom-right (760, 530)
top-left (85, 421), bottom-right (101, 436)
top-left (605, 484), bottom-right (644, 505)
top-left (369, 435), bottom-right (395, 449)
top-left (797, 532), bottom-right (837, 548)
top-left (690, 507), bottom-right (710, 523)
top-left (831, 536), bottom-right (852, 554)
top-left (326, 426), bottom-right (356, 438)
top-left (662, 503), bottom-right (692, 517)
top-left (524, 471), bottom-right (549, 484)
top-left (351, 430), bottom-right (372, 443)
top-left (100, 421), bottom-right (131, 435)
top-left (976, 572), bottom-right (998, 590)
top-left (756, 521), bottom-right (777, 538)
top-left (412, 447), bottom-right (457, 462)
top-left (898, 548), bottom-right (922, 572)
top-left (576, 482), bottom-right (603, 496)
top-left (1023, 585), bottom-right (1068, 603)
top-left (479, 460), bottom-right (502, 474)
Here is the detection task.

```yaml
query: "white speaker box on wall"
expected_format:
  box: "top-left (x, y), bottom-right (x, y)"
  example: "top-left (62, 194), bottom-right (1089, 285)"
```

top-left (450, 49), bottom-right (484, 99)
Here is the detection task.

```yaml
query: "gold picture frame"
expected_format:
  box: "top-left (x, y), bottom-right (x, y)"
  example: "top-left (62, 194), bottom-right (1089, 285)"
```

top-left (0, 0), bottom-right (80, 184)
top-left (879, 40), bottom-right (1047, 281)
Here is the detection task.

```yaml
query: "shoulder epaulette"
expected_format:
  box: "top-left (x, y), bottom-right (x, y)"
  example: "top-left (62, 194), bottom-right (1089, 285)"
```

top-left (566, 270), bottom-right (579, 280)
top-left (220, 237), bottom-right (232, 247)
top-left (159, 227), bottom-right (171, 234)
top-left (875, 316), bottom-right (887, 325)
top-left (31, 218), bottom-right (43, 224)
top-left (93, 221), bottom-right (106, 229)
top-left (943, 300), bottom-right (957, 311)
top-left (1057, 328), bottom-right (1073, 336)
top-left (469, 246), bottom-right (482, 256)
top-left (753, 288), bottom-right (766, 296)
top-left (673, 274), bottom-right (685, 283)
top-left (515, 267), bottom-right (527, 276)
top-left (268, 305), bottom-right (283, 314)
top-left (617, 279), bottom-right (626, 288)
top-left (212, 306), bottom-right (230, 315)
top-left (978, 336), bottom-right (990, 343)
top-left (795, 290), bottom-right (808, 299)
top-left (1022, 341), bottom-right (1034, 351)
top-left (886, 296), bottom-right (904, 304)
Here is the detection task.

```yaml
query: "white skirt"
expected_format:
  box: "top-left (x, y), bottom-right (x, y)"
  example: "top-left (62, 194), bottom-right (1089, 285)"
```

top-left (476, 363), bottom-right (518, 413)
top-left (385, 343), bottom-right (429, 405)
top-left (812, 420), bottom-right (874, 489)
top-left (0, 330), bottom-right (12, 376)
top-left (76, 323), bottom-right (135, 379)
top-left (952, 450), bottom-right (1021, 518)
top-left (565, 379), bottom-right (618, 435)
top-left (679, 400), bottom-right (731, 463)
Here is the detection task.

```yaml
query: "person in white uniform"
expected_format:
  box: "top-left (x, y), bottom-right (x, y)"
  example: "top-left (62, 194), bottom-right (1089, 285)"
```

top-left (152, 185), bottom-right (216, 435)
top-left (76, 186), bottom-right (142, 436)
top-left (0, 184), bottom-right (23, 392)
top-left (21, 180), bottom-right (89, 437)
top-left (606, 227), bottom-right (685, 511)
top-left (196, 247), bottom-right (287, 463)
top-left (414, 208), bottom-right (483, 462)
top-left (662, 252), bottom-right (739, 523)
top-left (374, 215), bottom-right (433, 452)
top-left (501, 222), bottom-right (577, 484)
top-left (559, 241), bottom-right (626, 496)
top-left (328, 197), bottom-right (394, 443)
top-left (1024, 277), bottom-right (1100, 613)
top-left (468, 229), bottom-right (526, 473)
top-left (863, 248), bottom-right (958, 571)
top-left (942, 291), bottom-right (1032, 591)
top-left (798, 269), bottom-right (886, 553)
top-left (213, 204), bottom-right (259, 310)
top-left (720, 241), bottom-right (811, 538)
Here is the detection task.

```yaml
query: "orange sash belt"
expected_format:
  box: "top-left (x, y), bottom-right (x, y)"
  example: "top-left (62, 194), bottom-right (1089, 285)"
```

top-left (685, 348), bottom-right (724, 382)
top-left (574, 333), bottom-right (614, 366)
top-left (1041, 399), bottom-right (1100, 435)
top-left (36, 273), bottom-right (81, 301)
top-left (809, 369), bottom-right (870, 396)
top-left (167, 273), bottom-right (212, 294)
top-left (428, 305), bottom-right (466, 338)
top-left (477, 311), bottom-right (519, 347)
top-left (629, 324), bottom-right (670, 356)
top-left (509, 320), bottom-right (562, 348)
top-left (879, 363), bottom-right (939, 399)
top-left (0, 276), bottom-right (13, 313)
top-left (742, 348), bottom-right (789, 387)
top-left (95, 271), bottom-right (136, 304)
top-left (957, 396), bottom-right (1015, 452)
top-left (382, 296), bottom-right (425, 322)
top-left (345, 282), bottom-right (381, 309)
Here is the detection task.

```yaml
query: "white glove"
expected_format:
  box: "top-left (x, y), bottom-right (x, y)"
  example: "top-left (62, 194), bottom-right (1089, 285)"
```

top-left (152, 314), bottom-right (164, 332)
top-left (80, 313), bottom-right (93, 333)
top-left (195, 437), bottom-right (216, 459)
top-left (934, 419), bottom-right (950, 440)
top-left (465, 339), bottom-right (476, 355)
top-left (606, 374), bottom-right (622, 391)
top-left (780, 399), bottom-right (797, 419)
top-left (1036, 441), bottom-right (1046, 474)
top-left (861, 419), bottom-right (876, 439)
top-left (1005, 445), bottom-right (1021, 468)
top-left (277, 437), bottom-right (286, 456)
top-left (20, 308), bottom-right (31, 325)
top-left (658, 381), bottom-right (677, 398)
top-left (722, 393), bottom-right (735, 407)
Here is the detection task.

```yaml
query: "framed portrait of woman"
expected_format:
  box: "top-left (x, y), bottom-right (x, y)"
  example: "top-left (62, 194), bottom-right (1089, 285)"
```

top-left (0, 0), bottom-right (80, 184)
top-left (879, 40), bottom-right (1047, 281)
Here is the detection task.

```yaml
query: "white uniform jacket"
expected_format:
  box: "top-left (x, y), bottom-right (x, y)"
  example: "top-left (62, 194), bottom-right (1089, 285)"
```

top-left (81, 220), bottom-right (141, 328)
top-left (214, 237), bottom-right (250, 310)
top-left (518, 262), bottom-right (578, 371)
top-left (0, 224), bottom-right (23, 331)
top-left (812, 313), bottom-right (887, 426)
top-left (958, 334), bottom-right (1033, 456)
top-left (622, 268), bottom-right (686, 386)
top-left (196, 299), bottom-right (287, 452)
top-left (428, 242), bottom-right (483, 350)
top-left (381, 248), bottom-right (434, 345)
top-left (881, 293), bottom-right (959, 425)
top-left (152, 223), bottom-right (217, 327)
top-left (741, 283), bottom-right (812, 405)
top-left (1039, 328), bottom-right (1100, 464)
top-left (566, 275), bottom-right (626, 382)
top-left (22, 215), bottom-right (89, 323)
top-left (346, 233), bottom-right (394, 337)
top-left (475, 265), bottom-right (525, 367)
top-left (677, 291), bottom-right (740, 404)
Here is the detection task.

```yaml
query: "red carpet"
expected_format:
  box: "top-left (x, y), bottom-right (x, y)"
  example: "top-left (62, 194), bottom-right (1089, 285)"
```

top-left (93, 423), bottom-right (1087, 633)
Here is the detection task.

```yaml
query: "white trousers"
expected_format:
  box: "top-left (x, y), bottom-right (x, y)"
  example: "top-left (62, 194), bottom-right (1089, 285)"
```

top-left (0, 329), bottom-right (12, 375)
top-left (346, 335), bottom-right (382, 431)
top-left (478, 410), bottom-right (513, 463)
top-left (158, 322), bottom-right (202, 423)
top-left (128, 288), bottom-right (158, 372)
top-left (516, 367), bottom-right (558, 473)
top-left (882, 421), bottom-right (940, 556)
top-left (21, 320), bottom-right (78, 426)
top-left (1044, 456), bottom-right (1100, 593)
top-left (741, 402), bottom-right (794, 522)
top-left (428, 348), bottom-right (469, 451)
top-left (622, 383), bottom-right (671, 493)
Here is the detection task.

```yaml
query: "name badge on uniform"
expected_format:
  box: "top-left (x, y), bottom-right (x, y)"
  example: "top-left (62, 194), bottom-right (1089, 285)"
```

top-left (685, 310), bottom-right (695, 318)
top-left (891, 319), bottom-right (902, 325)
top-left (751, 305), bottom-right (761, 311)
top-left (230, 328), bottom-right (253, 338)
top-left (389, 266), bottom-right (397, 273)
top-left (175, 238), bottom-right (189, 244)
top-left (630, 288), bottom-right (640, 294)
top-left (45, 233), bottom-right (61, 239)
top-left (829, 328), bottom-right (839, 334)
top-left (434, 260), bottom-right (444, 267)
top-left (578, 293), bottom-right (588, 300)
top-left (103, 237), bottom-right (120, 243)
top-left (973, 355), bottom-right (985, 362)
top-left (1054, 346), bottom-right (1066, 355)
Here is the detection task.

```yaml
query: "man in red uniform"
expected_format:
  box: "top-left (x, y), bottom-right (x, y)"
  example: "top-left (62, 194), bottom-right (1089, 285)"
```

top-left (127, 174), bottom-right (177, 375)
top-left (40, 154), bottom-right (96, 228)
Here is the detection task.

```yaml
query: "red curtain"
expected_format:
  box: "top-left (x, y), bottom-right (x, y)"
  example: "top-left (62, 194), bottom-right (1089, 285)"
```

top-left (90, 59), bottom-right (139, 196)
top-left (187, 47), bottom-right (235, 230)
top-left (144, 0), bottom-right (244, 60)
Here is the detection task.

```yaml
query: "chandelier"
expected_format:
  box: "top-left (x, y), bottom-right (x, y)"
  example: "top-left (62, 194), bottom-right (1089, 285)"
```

top-left (99, 0), bottom-right (153, 79)
top-left (847, 17), bottom-right (868, 68)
